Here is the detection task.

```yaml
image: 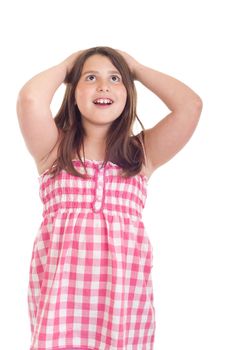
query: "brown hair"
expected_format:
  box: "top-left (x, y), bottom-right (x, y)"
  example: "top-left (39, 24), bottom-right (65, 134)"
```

top-left (49, 46), bottom-right (145, 177)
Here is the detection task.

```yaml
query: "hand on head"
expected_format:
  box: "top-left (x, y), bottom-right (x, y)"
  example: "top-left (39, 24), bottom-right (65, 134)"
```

top-left (116, 50), bottom-right (140, 79)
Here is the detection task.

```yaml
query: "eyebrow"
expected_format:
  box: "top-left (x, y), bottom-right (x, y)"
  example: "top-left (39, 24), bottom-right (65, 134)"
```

top-left (81, 70), bottom-right (121, 76)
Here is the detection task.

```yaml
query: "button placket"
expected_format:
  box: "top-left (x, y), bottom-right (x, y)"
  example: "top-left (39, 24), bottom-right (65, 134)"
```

top-left (93, 164), bottom-right (105, 212)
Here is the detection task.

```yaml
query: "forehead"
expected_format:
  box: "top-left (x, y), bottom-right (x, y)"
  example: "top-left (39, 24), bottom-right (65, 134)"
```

top-left (82, 54), bottom-right (119, 73)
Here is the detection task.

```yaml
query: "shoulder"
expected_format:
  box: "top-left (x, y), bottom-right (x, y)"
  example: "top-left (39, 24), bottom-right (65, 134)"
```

top-left (36, 130), bottom-right (65, 175)
top-left (36, 144), bottom-right (59, 175)
top-left (134, 131), bottom-right (155, 180)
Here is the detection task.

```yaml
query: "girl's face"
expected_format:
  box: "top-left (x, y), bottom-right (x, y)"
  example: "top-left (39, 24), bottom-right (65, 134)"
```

top-left (75, 54), bottom-right (127, 129)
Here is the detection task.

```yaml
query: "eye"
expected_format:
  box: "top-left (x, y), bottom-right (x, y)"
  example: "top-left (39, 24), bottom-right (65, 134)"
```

top-left (86, 75), bottom-right (96, 81)
top-left (111, 75), bottom-right (121, 82)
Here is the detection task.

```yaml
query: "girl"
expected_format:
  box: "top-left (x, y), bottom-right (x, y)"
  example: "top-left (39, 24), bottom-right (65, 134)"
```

top-left (17, 47), bottom-right (202, 350)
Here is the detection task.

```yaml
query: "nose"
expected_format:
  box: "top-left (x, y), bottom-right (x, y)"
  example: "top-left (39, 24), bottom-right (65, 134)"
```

top-left (96, 79), bottom-right (110, 92)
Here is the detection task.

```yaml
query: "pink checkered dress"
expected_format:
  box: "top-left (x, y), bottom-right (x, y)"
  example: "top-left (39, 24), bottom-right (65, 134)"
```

top-left (28, 159), bottom-right (155, 350)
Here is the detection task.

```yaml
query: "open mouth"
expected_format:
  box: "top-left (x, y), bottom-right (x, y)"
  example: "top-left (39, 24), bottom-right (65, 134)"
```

top-left (93, 98), bottom-right (114, 106)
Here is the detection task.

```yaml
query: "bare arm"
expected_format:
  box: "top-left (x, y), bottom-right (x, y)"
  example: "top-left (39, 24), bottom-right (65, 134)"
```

top-left (118, 51), bottom-right (203, 176)
top-left (16, 51), bottom-right (82, 169)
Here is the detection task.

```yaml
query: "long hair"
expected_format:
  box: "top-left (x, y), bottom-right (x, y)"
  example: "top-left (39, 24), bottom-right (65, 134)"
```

top-left (48, 46), bottom-right (145, 177)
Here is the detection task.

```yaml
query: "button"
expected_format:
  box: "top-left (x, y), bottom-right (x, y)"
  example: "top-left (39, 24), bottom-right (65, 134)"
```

top-left (94, 202), bottom-right (101, 210)
top-left (93, 164), bottom-right (105, 211)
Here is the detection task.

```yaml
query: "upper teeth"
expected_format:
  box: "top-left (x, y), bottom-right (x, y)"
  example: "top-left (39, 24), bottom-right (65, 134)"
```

top-left (94, 98), bottom-right (113, 104)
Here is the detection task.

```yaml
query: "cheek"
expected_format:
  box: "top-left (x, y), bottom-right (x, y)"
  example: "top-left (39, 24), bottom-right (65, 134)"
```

top-left (75, 88), bottom-right (89, 110)
top-left (119, 89), bottom-right (127, 110)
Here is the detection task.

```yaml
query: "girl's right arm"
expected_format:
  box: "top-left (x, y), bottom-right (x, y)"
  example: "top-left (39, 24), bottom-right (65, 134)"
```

top-left (16, 52), bottom-right (82, 171)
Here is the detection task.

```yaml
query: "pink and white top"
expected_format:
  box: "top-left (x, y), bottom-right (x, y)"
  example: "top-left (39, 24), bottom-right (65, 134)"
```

top-left (28, 159), bottom-right (155, 350)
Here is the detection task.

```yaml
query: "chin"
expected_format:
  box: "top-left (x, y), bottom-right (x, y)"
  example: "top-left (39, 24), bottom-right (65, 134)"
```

top-left (82, 114), bottom-right (121, 126)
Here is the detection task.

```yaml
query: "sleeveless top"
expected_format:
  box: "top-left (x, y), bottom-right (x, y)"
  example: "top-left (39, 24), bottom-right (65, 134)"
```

top-left (28, 159), bottom-right (155, 350)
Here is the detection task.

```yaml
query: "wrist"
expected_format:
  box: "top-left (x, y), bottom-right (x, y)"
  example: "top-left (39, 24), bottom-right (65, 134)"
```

top-left (63, 51), bottom-right (84, 74)
top-left (133, 63), bottom-right (145, 81)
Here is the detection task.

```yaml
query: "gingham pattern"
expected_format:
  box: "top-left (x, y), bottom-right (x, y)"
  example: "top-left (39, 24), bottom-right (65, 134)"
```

top-left (28, 159), bottom-right (155, 350)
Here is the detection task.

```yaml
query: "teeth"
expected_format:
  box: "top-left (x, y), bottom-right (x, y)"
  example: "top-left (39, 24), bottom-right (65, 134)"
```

top-left (94, 98), bottom-right (112, 104)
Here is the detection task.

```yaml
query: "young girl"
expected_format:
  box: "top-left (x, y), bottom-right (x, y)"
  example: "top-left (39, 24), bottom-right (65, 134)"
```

top-left (17, 47), bottom-right (202, 350)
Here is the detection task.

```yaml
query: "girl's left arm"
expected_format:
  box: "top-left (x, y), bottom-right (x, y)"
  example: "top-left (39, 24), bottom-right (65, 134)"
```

top-left (119, 51), bottom-right (203, 176)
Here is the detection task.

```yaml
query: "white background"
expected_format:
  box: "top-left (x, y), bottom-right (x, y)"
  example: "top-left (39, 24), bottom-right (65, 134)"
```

top-left (0, 0), bottom-right (231, 349)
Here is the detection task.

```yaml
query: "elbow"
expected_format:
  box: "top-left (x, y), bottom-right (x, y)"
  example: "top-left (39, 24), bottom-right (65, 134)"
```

top-left (193, 96), bottom-right (203, 121)
top-left (195, 95), bottom-right (203, 113)
top-left (187, 95), bottom-right (203, 120)
top-left (17, 84), bottom-right (40, 105)
top-left (17, 88), bottom-right (37, 106)
top-left (16, 90), bottom-right (37, 120)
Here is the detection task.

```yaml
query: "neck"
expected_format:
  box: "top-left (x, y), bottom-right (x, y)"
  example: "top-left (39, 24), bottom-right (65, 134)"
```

top-left (82, 122), bottom-right (108, 160)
